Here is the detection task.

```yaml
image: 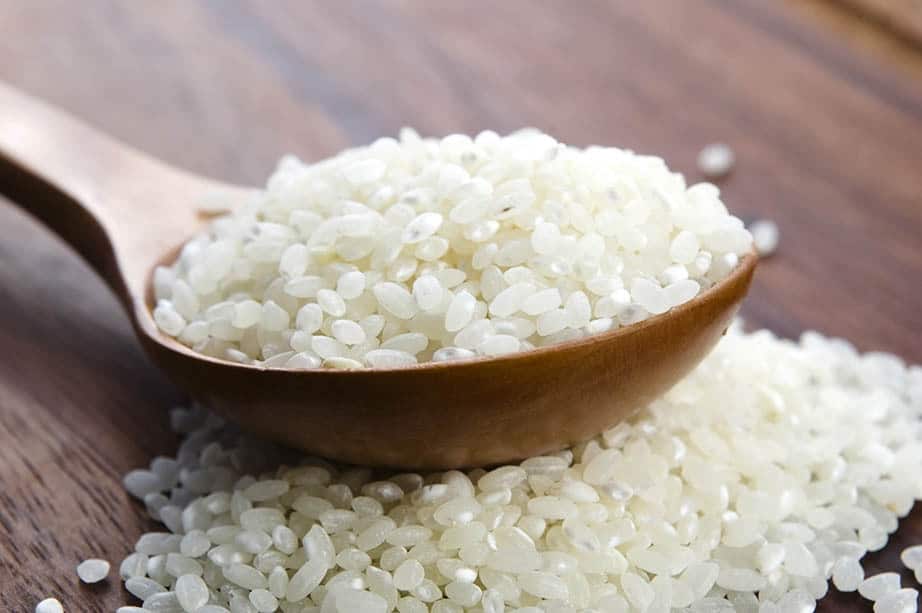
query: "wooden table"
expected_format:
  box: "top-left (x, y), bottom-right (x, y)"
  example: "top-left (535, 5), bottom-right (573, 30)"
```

top-left (1, 1), bottom-right (920, 610)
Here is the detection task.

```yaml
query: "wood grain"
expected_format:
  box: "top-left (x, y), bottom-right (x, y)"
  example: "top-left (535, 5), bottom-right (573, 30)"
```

top-left (0, 0), bottom-right (920, 609)
top-left (833, 0), bottom-right (922, 50)
top-left (791, 0), bottom-right (922, 84)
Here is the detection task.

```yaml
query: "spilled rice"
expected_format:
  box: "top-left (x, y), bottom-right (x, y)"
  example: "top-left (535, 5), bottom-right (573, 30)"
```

top-left (109, 324), bottom-right (922, 612)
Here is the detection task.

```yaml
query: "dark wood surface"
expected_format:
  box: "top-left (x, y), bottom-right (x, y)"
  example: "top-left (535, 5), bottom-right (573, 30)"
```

top-left (1, 1), bottom-right (920, 610)
top-left (835, 0), bottom-right (922, 49)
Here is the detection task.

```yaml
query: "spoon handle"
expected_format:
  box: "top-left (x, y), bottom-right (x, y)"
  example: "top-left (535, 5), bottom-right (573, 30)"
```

top-left (0, 81), bottom-right (241, 308)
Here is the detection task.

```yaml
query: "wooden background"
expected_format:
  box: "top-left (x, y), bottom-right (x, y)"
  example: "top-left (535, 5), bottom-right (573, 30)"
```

top-left (1, 1), bottom-right (921, 610)
top-left (838, 0), bottom-right (922, 49)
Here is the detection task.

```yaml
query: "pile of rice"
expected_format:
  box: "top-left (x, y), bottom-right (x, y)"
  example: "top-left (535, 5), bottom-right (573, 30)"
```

top-left (111, 325), bottom-right (922, 612)
top-left (152, 129), bottom-right (751, 369)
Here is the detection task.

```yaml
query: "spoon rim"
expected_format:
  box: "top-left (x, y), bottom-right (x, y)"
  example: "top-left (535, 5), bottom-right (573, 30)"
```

top-left (140, 248), bottom-right (757, 375)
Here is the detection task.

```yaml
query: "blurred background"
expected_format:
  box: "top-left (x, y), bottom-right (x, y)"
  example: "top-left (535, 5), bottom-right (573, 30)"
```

top-left (1, 1), bottom-right (920, 609)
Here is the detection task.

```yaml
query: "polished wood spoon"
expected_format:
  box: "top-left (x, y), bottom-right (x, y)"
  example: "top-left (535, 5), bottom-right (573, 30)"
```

top-left (0, 82), bottom-right (757, 469)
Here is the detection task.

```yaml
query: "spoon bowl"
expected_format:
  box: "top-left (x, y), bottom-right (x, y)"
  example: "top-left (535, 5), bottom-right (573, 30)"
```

top-left (0, 82), bottom-right (756, 469)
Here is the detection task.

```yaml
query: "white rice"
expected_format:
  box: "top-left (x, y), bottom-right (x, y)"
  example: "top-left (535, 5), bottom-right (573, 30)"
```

top-left (873, 588), bottom-right (918, 613)
top-left (34, 599), bottom-right (63, 613)
top-left (153, 129), bottom-right (752, 369)
top-left (860, 572), bottom-right (902, 601)
top-left (114, 324), bottom-right (922, 611)
top-left (901, 545), bottom-right (922, 572)
top-left (76, 558), bottom-right (110, 584)
top-left (697, 143), bottom-right (735, 179)
top-left (749, 219), bottom-right (779, 258)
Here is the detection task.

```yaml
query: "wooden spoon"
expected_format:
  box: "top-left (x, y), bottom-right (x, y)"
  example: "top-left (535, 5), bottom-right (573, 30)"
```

top-left (0, 82), bottom-right (756, 469)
